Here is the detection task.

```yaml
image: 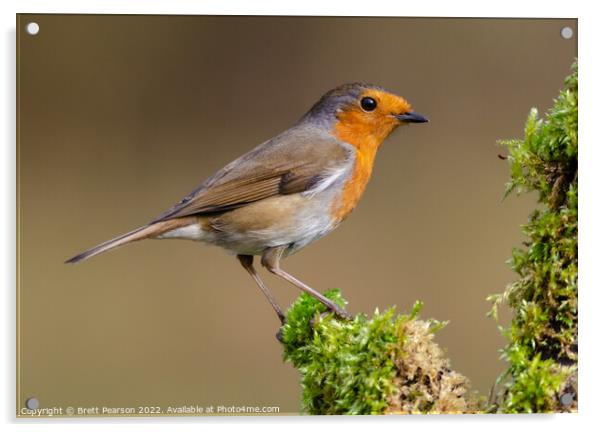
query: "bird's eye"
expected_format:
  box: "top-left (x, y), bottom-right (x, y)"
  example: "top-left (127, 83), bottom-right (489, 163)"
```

top-left (360, 97), bottom-right (377, 112)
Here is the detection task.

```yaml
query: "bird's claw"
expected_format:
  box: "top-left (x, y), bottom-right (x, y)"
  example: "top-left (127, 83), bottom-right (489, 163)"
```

top-left (334, 307), bottom-right (354, 321)
top-left (276, 305), bottom-right (352, 342)
top-left (275, 327), bottom-right (285, 343)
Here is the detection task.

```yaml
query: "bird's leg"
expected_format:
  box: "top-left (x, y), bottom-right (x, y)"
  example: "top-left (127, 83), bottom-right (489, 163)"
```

top-left (237, 254), bottom-right (286, 324)
top-left (261, 246), bottom-right (353, 320)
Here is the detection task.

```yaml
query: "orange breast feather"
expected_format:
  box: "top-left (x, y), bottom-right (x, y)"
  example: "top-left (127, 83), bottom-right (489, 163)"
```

top-left (329, 89), bottom-right (409, 222)
top-left (331, 111), bottom-right (384, 222)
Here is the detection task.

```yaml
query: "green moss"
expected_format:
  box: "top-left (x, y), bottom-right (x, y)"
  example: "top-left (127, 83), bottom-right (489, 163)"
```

top-left (280, 63), bottom-right (578, 415)
top-left (489, 62), bottom-right (578, 413)
top-left (281, 290), bottom-right (478, 414)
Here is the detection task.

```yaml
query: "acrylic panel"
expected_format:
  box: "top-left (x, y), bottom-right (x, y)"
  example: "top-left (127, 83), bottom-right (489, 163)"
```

top-left (16, 15), bottom-right (577, 416)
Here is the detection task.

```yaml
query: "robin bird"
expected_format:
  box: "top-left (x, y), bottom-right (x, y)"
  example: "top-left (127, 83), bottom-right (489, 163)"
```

top-left (66, 82), bottom-right (427, 322)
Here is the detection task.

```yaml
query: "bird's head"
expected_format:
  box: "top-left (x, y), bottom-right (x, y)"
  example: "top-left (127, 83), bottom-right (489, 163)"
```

top-left (302, 82), bottom-right (428, 151)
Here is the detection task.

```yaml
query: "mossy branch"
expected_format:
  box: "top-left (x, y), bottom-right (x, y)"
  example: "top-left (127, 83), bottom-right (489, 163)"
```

top-left (280, 290), bottom-right (481, 414)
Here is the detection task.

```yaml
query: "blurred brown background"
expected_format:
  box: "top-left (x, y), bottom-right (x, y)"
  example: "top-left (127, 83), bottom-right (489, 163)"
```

top-left (17, 15), bottom-right (576, 415)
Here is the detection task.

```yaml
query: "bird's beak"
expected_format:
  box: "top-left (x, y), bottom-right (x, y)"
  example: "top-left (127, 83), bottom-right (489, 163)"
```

top-left (395, 111), bottom-right (429, 123)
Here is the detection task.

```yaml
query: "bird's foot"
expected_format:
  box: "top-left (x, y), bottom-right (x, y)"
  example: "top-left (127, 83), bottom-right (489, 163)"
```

top-left (275, 314), bottom-right (287, 343)
top-left (277, 312), bottom-right (286, 325)
top-left (275, 304), bottom-right (352, 343)
top-left (330, 304), bottom-right (354, 321)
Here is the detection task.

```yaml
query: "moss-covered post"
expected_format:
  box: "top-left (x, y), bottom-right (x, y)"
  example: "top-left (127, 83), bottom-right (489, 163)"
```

top-left (489, 63), bottom-right (578, 413)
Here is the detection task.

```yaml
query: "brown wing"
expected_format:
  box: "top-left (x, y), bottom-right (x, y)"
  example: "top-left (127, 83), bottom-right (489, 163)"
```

top-left (151, 125), bottom-right (353, 222)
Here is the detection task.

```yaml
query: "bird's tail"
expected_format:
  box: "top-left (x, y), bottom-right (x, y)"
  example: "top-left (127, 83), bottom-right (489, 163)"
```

top-left (65, 217), bottom-right (196, 264)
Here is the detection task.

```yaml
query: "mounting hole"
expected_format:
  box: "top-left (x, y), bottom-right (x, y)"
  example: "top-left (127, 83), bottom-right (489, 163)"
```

top-left (25, 397), bottom-right (39, 409)
top-left (560, 392), bottom-right (574, 406)
top-left (560, 26), bottom-right (573, 40)
top-left (25, 22), bottom-right (40, 36)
